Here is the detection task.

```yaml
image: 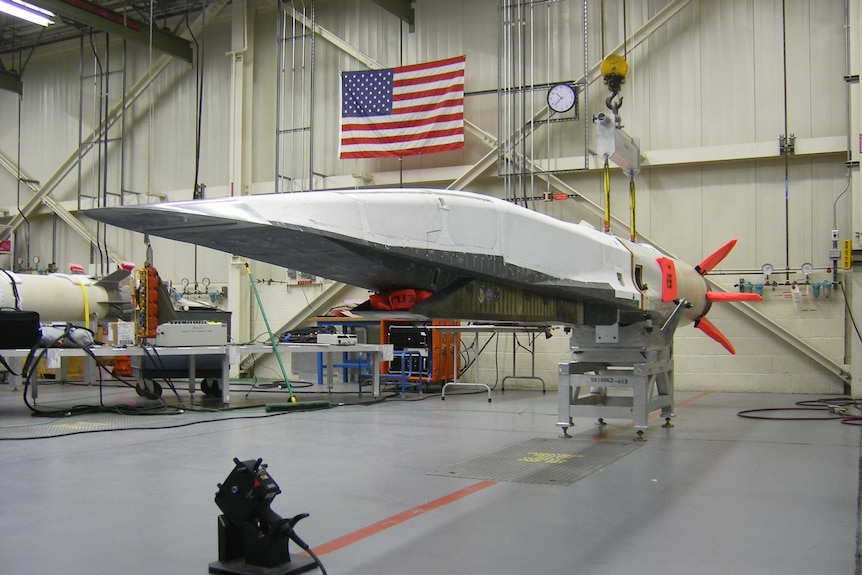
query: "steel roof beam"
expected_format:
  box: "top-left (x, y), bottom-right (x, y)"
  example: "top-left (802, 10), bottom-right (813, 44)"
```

top-left (368, 0), bottom-right (414, 26)
top-left (0, 0), bottom-right (229, 248)
top-left (30, 0), bottom-right (193, 62)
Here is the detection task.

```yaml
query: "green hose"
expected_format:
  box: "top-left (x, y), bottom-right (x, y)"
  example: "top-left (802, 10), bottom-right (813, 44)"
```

top-left (245, 263), bottom-right (295, 401)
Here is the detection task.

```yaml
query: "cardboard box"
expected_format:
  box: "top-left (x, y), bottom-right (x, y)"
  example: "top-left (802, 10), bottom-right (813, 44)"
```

top-left (108, 321), bottom-right (135, 346)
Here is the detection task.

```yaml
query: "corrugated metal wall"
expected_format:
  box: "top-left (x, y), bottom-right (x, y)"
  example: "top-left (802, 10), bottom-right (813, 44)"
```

top-left (0, 0), bottom-right (853, 392)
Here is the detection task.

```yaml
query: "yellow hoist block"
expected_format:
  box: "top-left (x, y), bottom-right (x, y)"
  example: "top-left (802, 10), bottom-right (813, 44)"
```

top-left (600, 54), bottom-right (628, 79)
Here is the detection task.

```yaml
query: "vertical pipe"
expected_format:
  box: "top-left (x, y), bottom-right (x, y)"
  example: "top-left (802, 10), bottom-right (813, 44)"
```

top-left (781, 0), bottom-right (790, 281)
top-left (287, 1), bottom-right (295, 191)
top-left (100, 34), bottom-right (111, 274)
top-left (545, 1), bottom-right (551, 197)
top-left (629, 173), bottom-right (636, 242)
top-left (835, 0), bottom-right (853, 286)
top-left (516, 0), bottom-right (523, 203)
top-left (308, 0), bottom-right (315, 191)
top-left (299, 0), bottom-right (307, 191)
top-left (529, 1), bottom-right (535, 209)
top-left (844, 0), bottom-right (853, 164)
top-left (274, 2), bottom-right (282, 193)
top-left (288, 1), bottom-right (295, 190)
top-left (51, 213), bottom-right (57, 267)
top-left (120, 39), bottom-right (127, 206)
top-left (15, 72), bottom-right (25, 270)
top-left (102, 34), bottom-right (109, 209)
top-left (583, 0), bottom-right (589, 171)
top-left (511, 0), bottom-right (516, 202)
top-left (497, 0), bottom-right (502, 193)
top-left (398, 20), bottom-right (408, 189)
top-left (520, 1), bottom-right (527, 205)
top-left (505, 0), bottom-right (512, 202)
top-left (77, 35), bottom-right (84, 212)
top-left (499, 0), bottom-right (508, 201)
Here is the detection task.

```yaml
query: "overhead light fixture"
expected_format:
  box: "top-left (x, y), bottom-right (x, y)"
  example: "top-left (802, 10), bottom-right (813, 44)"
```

top-left (0, 0), bottom-right (55, 27)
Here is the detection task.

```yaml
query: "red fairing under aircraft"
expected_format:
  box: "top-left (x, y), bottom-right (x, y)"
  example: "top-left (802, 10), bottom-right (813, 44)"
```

top-left (87, 188), bottom-right (760, 353)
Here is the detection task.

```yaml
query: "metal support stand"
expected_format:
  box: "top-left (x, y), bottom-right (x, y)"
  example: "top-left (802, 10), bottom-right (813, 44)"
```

top-left (557, 318), bottom-right (678, 440)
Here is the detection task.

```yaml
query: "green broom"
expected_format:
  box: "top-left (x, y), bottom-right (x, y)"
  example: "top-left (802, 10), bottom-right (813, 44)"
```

top-left (245, 264), bottom-right (330, 412)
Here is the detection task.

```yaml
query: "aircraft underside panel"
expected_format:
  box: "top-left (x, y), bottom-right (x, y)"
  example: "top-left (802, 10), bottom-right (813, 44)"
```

top-left (86, 206), bottom-right (638, 312)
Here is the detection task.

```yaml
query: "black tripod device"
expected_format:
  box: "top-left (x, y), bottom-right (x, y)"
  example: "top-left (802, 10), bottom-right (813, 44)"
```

top-left (209, 458), bottom-right (326, 575)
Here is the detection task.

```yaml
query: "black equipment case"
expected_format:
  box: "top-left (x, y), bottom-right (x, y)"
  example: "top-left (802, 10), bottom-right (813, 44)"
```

top-left (0, 310), bottom-right (41, 348)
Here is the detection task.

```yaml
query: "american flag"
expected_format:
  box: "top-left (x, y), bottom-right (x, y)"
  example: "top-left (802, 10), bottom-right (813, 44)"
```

top-left (339, 55), bottom-right (465, 159)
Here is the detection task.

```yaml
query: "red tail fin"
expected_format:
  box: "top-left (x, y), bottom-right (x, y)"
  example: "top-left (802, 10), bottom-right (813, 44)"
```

top-left (695, 316), bottom-right (736, 354)
top-left (696, 239), bottom-right (737, 276)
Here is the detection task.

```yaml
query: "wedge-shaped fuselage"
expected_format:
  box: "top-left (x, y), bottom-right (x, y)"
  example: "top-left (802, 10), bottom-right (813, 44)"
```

top-left (88, 189), bottom-right (738, 340)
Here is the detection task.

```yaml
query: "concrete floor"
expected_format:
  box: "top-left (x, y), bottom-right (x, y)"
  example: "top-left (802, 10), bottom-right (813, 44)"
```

top-left (0, 380), bottom-right (858, 575)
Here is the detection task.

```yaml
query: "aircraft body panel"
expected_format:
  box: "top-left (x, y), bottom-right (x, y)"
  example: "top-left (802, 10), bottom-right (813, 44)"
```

top-left (86, 189), bottom-right (735, 331)
top-left (87, 189), bottom-right (658, 309)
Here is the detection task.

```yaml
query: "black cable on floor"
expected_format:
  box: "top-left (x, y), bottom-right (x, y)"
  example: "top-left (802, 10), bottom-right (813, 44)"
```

top-left (737, 397), bottom-right (862, 425)
top-left (0, 408), bottom-right (309, 441)
top-left (21, 325), bottom-right (179, 418)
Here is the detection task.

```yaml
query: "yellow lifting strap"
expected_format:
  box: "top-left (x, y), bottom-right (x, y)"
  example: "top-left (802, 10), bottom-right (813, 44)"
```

top-left (74, 277), bottom-right (90, 330)
top-left (602, 157), bottom-right (611, 233)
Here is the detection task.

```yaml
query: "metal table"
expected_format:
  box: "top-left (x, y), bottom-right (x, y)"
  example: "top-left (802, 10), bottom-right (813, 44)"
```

top-left (0, 342), bottom-right (393, 404)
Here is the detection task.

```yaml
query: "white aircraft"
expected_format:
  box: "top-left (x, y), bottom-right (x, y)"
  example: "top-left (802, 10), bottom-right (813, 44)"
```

top-left (87, 188), bottom-right (760, 353)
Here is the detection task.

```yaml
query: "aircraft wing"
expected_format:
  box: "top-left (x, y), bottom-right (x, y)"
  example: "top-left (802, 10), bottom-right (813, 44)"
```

top-left (85, 191), bottom-right (638, 314)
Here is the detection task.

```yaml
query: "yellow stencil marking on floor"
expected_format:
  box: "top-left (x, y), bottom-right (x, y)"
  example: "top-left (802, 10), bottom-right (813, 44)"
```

top-left (56, 421), bottom-right (109, 430)
top-left (518, 452), bottom-right (583, 464)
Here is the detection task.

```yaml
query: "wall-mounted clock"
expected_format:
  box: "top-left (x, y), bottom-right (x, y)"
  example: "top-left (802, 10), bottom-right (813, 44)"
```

top-left (547, 83), bottom-right (576, 113)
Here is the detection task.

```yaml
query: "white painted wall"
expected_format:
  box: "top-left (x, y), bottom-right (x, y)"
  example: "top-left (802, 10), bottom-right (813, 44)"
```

top-left (0, 0), bottom-right (855, 393)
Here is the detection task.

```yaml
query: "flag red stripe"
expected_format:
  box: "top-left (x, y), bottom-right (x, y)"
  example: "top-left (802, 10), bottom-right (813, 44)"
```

top-left (341, 128), bottom-right (464, 146)
top-left (394, 55), bottom-right (466, 75)
top-left (394, 69), bottom-right (464, 88)
top-left (392, 98), bottom-right (464, 115)
top-left (339, 142), bottom-right (464, 159)
top-left (393, 85), bottom-right (463, 102)
top-left (341, 113), bottom-right (464, 132)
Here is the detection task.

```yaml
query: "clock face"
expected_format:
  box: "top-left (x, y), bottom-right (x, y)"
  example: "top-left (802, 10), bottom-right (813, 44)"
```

top-left (761, 263), bottom-right (774, 275)
top-left (547, 83), bottom-right (576, 113)
top-left (801, 262), bottom-right (814, 276)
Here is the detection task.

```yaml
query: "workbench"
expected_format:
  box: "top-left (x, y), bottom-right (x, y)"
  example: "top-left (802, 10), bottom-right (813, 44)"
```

top-left (0, 342), bottom-right (393, 405)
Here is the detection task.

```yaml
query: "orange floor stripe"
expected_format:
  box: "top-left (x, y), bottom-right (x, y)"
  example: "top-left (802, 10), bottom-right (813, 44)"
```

top-left (311, 392), bottom-right (711, 555)
top-left (311, 480), bottom-right (497, 556)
